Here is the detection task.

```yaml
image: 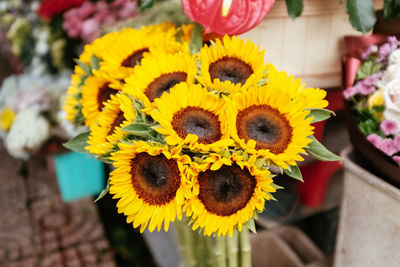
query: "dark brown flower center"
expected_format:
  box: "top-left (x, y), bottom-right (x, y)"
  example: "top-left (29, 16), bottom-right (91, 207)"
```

top-left (107, 111), bottom-right (125, 136)
top-left (122, 48), bottom-right (149, 68)
top-left (236, 105), bottom-right (292, 154)
top-left (209, 56), bottom-right (253, 85)
top-left (97, 83), bottom-right (119, 111)
top-left (198, 164), bottom-right (256, 216)
top-left (145, 72), bottom-right (187, 102)
top-left (172, 106), bottom-right (222, 144)
top-left (131, 153), bottom-right (180, 205)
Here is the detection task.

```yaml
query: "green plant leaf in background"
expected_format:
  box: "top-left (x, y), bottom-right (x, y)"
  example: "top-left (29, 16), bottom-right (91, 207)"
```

top-left (306, 108), bottom-right (336, 123)
top-left (285, 0), bottom-right (304, 19)
top-left (383, 0), bottom-right (400, 19)
top-left (63, 131), bottom-right (90, 154)
top-left (283, 164), bottom-right (303, 181)
top-left (139, 0), bottom-right (161, 12)
top-left (346, 0), bottom-right (377, 34)
top-left (355, 60), bottom-right (381, 80)
top-left (306, 135), bottom-right (343, 161)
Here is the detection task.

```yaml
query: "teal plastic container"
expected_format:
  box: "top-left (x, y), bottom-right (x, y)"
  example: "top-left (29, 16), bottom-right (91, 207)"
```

top-left (53, 152), bottom-right (105, 202)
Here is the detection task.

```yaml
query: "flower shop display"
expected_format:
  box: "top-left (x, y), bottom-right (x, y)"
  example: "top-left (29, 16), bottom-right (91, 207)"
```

top-left (0, 69), bottom-right (73, 159)
top-left (343, 35), bottom-right (400, 183)
top-left (63, 2), bottom-right (341, 261)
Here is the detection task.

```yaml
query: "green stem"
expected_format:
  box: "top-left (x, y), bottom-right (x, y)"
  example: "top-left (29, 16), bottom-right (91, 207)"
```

top-left (239, 228), bottom-right (252, 267)
top-left (189, 22), bottom-right (204, 55)
top-left (215, 236), bottom-right (227, 267)
top-left (175, 221), bottom-right (197, 267)
top-left (204, 236), bottom-right (217, 267)
top-left (227, 232), bottom-right (239, 267)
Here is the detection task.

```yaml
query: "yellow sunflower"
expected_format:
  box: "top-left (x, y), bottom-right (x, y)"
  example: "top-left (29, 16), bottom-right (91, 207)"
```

top-left (101, 24), bottom-right (184, 72)
top-left (109, 141), bottom-right (192, 233)
top-left (197, 35), bottom-right (266, 93)
top-left (185, 154), bottom-right (276, 237)
top-left (81, 68), bottom-right (128, 127)
top-left (123, 52), bottom-right (196, 103)
top-left (63, 68), bottom-right (83, 123)
top-left (264, 64), bottom-right (328, 109)
top-left (150, 83), bottom-right (233, 152)
top-left (86, 93), bottom-right (137, 156)
top-left (226, 86), bottom-right (314, 169)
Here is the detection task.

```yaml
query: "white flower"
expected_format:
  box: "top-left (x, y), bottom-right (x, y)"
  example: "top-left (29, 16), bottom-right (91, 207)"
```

top-left (5, 108), bottom-right (50, 159)
top-left (377, 64), bottom-right (400, 89)
top-left (389, 49), bottom-right (400, 66)
top-left (382, 79), bottom-right (400, 131)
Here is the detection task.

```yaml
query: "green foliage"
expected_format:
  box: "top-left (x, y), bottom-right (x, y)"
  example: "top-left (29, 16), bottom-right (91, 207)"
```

top-left (245, 218), bottom-right (256, 233)
top-left (95, 180), bottom-right (110, 203)
top-left (283, 164), bottom-right (303, 181)
top-left (383, 0), bottom-right (400, 19)
top-left (306, 135), bottom-right (343, 161)
top-left (139, 0), bottom-right (162, 12)
top-left (63, 131), bottom-right (90, 154)
top-left (353, 103), bottom-right (384, 136)
top-left (306, 108), bottom-right (335, 123)
top-left (189, 23), bottom-right (204, 55)
top-left (356, 60), bottom-right (382, 80)
top-left (285, 0), bottom-right (304, 19)
top-left (346, 0), bottom-right (377, 34)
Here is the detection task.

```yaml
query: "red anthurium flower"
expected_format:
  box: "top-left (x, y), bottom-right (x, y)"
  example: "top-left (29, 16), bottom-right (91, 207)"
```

top-left (181, 0), bottom-right (275, 36)
top-left (38, 0), bottom-right (88, 20)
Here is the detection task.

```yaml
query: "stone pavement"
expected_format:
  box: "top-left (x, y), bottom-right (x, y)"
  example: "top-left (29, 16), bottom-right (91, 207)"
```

top-left (0, 146), bottom-right (116, 267)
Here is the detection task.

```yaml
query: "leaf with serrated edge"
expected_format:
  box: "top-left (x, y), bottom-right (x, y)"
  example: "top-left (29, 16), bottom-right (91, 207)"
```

top-left (63, 131), bottom-right (90, 154)
top-left (306, 135), bottom-right (343, 161)
top-left (306, 108), bottom-right (335, 123)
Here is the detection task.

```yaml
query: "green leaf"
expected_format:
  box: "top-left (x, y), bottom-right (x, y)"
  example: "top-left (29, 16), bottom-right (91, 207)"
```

top-left (95, 180), bottom-right (109, 203)
top-left (139, 0), bottom-right (155, 11)
top-left (306, 135), bottom-right (343, 161)
top-left (270, 183), bottom-right (285, 190)
top-left (283, 164), bottom-right (303, 181)
top-left (189, 23), bottom-right (204, 55)
top-left (285, 0), bottom-right (304, 19)
top-left (63, 131), bottom-right (90, 154)
top-left (307, 108), bottom-right (335, 123)
top-left (356, 60), bottom-right (381, 80)
top-left (74, 59), bottom-right (91, 75)
top-left (122, 123), bottom-right (150, 132)
top-left (245, 218), bottom-right (256, 233)
top-left (346, 0), bottom-right (377, 34)
top-left (90, 55), bottom-right (100, 70)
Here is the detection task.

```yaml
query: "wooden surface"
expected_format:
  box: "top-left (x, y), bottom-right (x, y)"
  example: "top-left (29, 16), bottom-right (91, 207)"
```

top-left (0, 146), bottom-right (116, 267)
top-left (241, 0), bottom-right (384, 88)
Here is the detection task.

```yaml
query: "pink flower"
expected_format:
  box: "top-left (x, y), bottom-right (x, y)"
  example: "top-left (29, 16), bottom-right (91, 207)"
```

top-left (379, 138), bottom-right (398, 156)
top-left (367, 134), bottom-right (383, 148)
top-left (394, 134), bottom-right (400, 150)
top-left (81, 17), bottom-right (101, 43)
top-left (343, 86), bottom-right (358, 99)
top-left (380, 120), bottom-right (398, 135)
top-left (392, 156), bottom-right (400, 166)
top-left (360, 85), bottom-right (376, 95)
top-left (78, 1), bottom-right (95, 17)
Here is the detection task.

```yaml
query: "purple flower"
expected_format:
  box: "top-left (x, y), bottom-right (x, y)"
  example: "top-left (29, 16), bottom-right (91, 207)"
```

top-left (343, 86), bottom-right (358, 99)
top-left (361, 45), bottom-right (378, 60)
top-left (360, 85), bottom-right (376, 95)
top-left (380, 120), bottom-right (398, 135)
top-left (387, 36), bottom-right (400, 46)
top-left (379, 138), bottom-right (398, 156)
top-left (367, 134), bottom-right (383, 148)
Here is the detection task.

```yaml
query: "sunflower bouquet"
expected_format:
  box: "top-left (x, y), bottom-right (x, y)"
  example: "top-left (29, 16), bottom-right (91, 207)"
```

top-left (63, 21), bottom-right (340, 266)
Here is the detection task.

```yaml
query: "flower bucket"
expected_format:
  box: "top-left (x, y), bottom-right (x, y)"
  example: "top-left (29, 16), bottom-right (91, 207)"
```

top-left (342, 35), bottom-right (400, 185)
top-left (53, 151), bottom-right (105, 202)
